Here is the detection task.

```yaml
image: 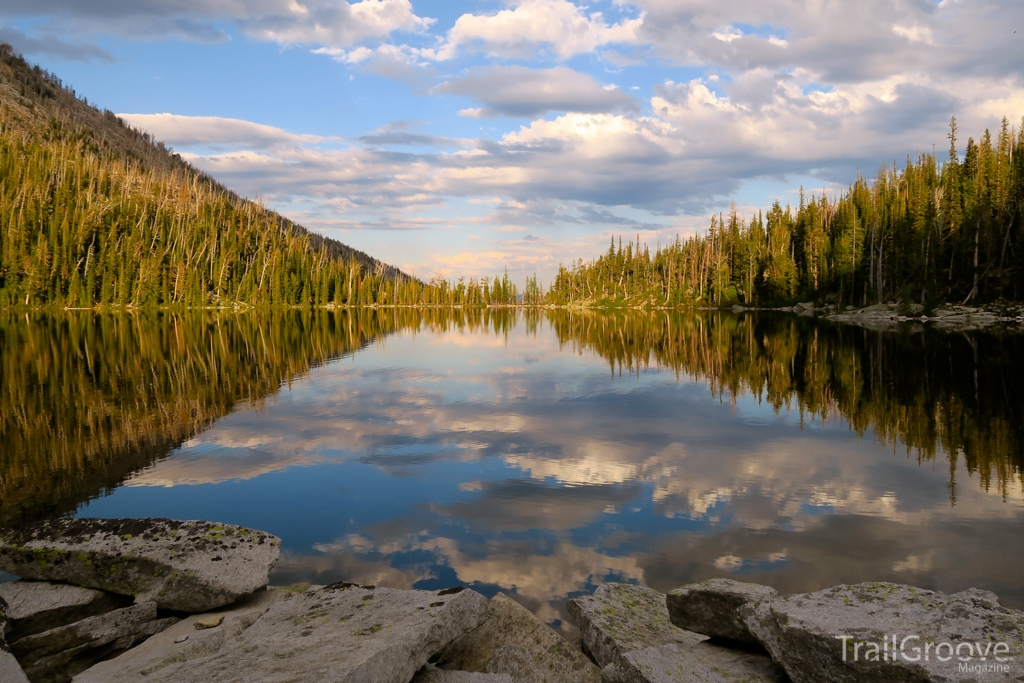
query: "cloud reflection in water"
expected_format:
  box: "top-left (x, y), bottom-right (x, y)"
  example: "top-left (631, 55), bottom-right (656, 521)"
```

top-left (79, 316), bottom-right (1024, 629)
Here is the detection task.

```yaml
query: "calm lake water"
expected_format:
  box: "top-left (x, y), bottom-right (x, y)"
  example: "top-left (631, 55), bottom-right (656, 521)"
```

top-left (2, 309), bottom-right (1022, 632)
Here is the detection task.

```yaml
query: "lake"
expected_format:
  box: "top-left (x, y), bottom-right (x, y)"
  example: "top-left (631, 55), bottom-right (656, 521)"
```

top-left (1, 309), bottom-right (1022, 633)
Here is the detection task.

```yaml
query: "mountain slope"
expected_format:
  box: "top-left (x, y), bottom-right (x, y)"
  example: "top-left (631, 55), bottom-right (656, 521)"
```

top-left (0, 44), bottom-right (407, 308)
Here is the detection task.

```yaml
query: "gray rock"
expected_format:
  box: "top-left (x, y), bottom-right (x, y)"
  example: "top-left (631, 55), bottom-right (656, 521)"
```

top-left (73, 588), bottom-right (286, 682)
top-left (601, 643), bottom-right (783, 683)
top-left (76, 584), bottom-right (487, 683)
top-left (0, 581), bottom-right (128, 640)
top-left (436, 592), bottom-right (599, 683)
top-left (743, 582), bottom-right (1024, 683)
top-left (666, 579), bottom-right (778, 645)
top-left (600, 644), bottom-right (724, 683)
top-left (569, 584), bottom-right (782, 683)
top-left (567, 583), bottom-right (704, 667)
top-left (1, 649), bottom-right (31, 683)
top-left (14, 601), bottom-right (177, 683)
top-left (0, 518), bottom-right (280, 612)
top-left (1, 594), bottom-right (31, 683)
top-left (414, 669), bottom-right (514, 683)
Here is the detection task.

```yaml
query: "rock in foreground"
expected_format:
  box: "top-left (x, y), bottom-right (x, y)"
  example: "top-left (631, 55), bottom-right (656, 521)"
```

top-left (0, 518), bottom-right (280, 612)
top-left (435, 592), bottom-right (599, 683)
top-left (667, 579), bottom-right (777, 645)
top-left (412, 670), bottom-right (513, 683)
top-left (0, 581), bottom-right (129, 641)
top-left (76, 583), bottom-right (487, 683)
top-left (569, 583), bottom-right (782, 683)
top-left (1, 595), bottom-right (31, 683)
top-left (568, 583), bottom-right (704, 667)
top-left (13, 601), bottom-right (177, 683)
top-left (744, 582), bottom-right (1024, 683)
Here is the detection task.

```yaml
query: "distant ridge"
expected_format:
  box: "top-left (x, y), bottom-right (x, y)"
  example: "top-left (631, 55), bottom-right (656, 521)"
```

top-left (0, 44), bottom-right (408, 308)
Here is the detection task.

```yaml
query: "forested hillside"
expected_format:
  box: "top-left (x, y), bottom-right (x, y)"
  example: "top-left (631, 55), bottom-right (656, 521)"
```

top-left (548, 118), bottom-right (1024, 307)
top-left (0, 44), bottom-right (417, 308)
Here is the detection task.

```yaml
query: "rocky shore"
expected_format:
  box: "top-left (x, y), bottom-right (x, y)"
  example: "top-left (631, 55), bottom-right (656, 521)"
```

top-left (733, 301), bottom-right (1024, 331)
top-left (2, 518), bottom-right (1022, 682)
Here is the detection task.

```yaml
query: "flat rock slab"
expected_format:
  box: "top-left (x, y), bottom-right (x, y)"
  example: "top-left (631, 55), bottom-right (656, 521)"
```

top-left (413, 670), bottom-right (513, 683)
top-left (74, 588), bottom-right (286, 683)
top-left (0, 518), bottom-right (280, 612)
top-left (14, 601), bottom-right (177, 683)
top-left (600, 644), bottom-right (725, 683)
top-left (76, 584), bottom-right (487, 683)
top-left (667, 579), bottom-right (778, 645)
top-left (569, 584), bottom-right (782, 683)
top-left (2, 594), bottom-right (30, 683)
top-left (0, 581), bottom-right (129, 640)
top-left (1, 649), bottom-right (30, 683)
top-left (744, 582), bottom-right (1024, 683)
top-left (435, 592), bottom-right (600, 683)
top-left (599, 641), bottom-right (783, 683)
top-left (567, 583), bottom-right (705, 667)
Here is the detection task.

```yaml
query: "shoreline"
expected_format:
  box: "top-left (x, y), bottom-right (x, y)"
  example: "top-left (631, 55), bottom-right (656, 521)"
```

top-left (3, 517), bottom-right (1023, 683)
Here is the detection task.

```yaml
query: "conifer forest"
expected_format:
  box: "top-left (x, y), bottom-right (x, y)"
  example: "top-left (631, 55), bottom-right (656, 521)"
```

top-left (1, 44), bottom-right (1020, 310)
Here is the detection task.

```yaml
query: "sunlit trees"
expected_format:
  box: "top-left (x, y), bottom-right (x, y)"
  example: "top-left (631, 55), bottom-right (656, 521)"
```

top-left (548, 117), bottom-right (1023, 308)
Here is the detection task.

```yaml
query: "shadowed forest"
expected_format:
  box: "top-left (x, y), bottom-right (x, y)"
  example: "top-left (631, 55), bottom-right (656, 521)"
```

top-left (1, 309), bottom-right (1020, 527)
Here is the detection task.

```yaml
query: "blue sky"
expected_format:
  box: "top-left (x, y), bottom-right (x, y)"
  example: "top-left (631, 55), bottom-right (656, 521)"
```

top-left (1, 0), bottom-right (1022, 283)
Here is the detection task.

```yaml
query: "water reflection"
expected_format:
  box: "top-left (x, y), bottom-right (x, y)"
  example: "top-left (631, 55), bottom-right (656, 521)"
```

top-left (1, 309), bottom-right (1022, 632)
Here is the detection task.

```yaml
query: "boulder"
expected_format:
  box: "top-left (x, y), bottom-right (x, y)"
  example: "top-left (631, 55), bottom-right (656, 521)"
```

top-left (0, 518), bottom-right (280, 612)
top-left (75, 584), bottom-right (487, 683)
top-left (0, 581), bottom-right (129, 641)
top-left (13, 601), bottom-right (177, 683)
top-left (2, 649), bottom-right (31, 683)
top-left (1, 595), bottom-right (31, 683)
top-left (73, 588), bottom-right (286, 683)
top-left (743, 582), bottom-right (1024, 683)
top-left (413, 670), bottom-right (513, 683)
top-left (600, 644), bottom-right (723, 683)
top-left (569, 583), bottom-right (782, 683)
top-left (567, 584), bottom-right (703, 667)
top-left (435, 592), bottom-right (599, 683)
top-left (666, 579), bottom-right (777, 645)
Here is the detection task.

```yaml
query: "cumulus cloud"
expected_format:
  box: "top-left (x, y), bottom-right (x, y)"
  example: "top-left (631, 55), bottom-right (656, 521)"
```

top-left (427, 0), bottom-right (643, 61)
top-left (431, 66), bottom-right (638, 118)
top-left (624, 0), bottom-right (1022, 84)
top-left (1, 0), bottom-right (433, 48)
top-left (118, 113), bottom-right (331, 150)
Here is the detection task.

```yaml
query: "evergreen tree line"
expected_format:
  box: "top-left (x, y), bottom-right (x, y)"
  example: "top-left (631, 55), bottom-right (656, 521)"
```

top-left (2, 44), bottom-right (1021, 310)
top-left (548, 118), bottom-right (1024, 308)
top-left (0, 44), bottom-right (444, 309)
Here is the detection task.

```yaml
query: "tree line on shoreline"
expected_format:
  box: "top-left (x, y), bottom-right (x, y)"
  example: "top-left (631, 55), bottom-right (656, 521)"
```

top-left (548, 117), bottom-right (1023, 308)
top-left (1, 44), bottom-right (1021, 310)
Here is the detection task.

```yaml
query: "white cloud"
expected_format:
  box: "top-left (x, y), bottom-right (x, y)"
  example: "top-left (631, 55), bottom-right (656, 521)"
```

top-left (118, 113), bottom-right (330, 149)
top-left (431, 66), bottom-right (638, 118)
top-left (426, 0), bottom-right (643, 61)
top-left (242, 0), bottom-right (434, 47)
top-left (1, 0), bottom-right (433, 48)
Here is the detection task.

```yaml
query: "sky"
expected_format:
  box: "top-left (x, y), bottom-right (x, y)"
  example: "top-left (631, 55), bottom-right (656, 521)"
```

top-left (1, 0), bottom-right (1022, 284)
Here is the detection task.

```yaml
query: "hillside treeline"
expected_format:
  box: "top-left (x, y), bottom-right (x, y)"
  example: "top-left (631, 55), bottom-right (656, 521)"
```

top-left (548, 118), bottom-right (1024, 307)
top-left (0, 44), bottom-right (449, 308)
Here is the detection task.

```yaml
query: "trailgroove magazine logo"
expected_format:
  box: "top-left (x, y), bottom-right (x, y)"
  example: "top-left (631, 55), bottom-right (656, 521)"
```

top-left (835, 635), bottom-right (1015, 674)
